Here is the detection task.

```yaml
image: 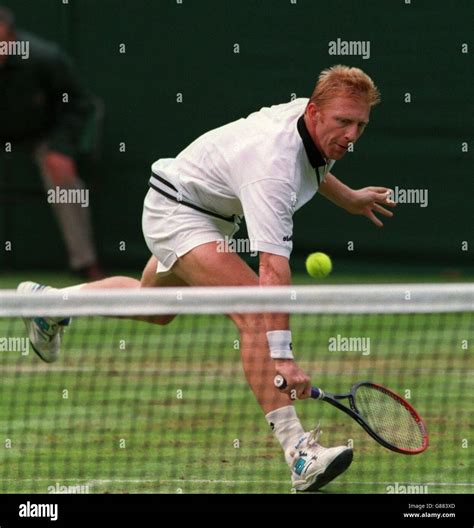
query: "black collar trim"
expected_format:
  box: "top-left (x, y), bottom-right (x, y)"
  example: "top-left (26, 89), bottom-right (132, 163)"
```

top-left (297, 115), bottom-right (327, 169)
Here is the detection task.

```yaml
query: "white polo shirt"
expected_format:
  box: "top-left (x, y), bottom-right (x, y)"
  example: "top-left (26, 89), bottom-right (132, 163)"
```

top-left (150, 98), bottom-right (335, 258)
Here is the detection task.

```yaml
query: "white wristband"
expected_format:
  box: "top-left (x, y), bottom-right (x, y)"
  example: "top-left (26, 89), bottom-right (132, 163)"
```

top-left (267, 330), bottom-right (294, 360)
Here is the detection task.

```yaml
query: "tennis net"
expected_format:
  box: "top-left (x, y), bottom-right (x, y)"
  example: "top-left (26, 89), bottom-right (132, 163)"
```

top-left (0, 284), bottom-right (472, 494)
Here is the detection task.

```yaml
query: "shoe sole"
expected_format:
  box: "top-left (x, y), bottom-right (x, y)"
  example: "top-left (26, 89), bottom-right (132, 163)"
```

top-left (29, 341), bottom-right (57, 363)
top-left (21, 318), bottom-right (58, 363)
top-left (18, 282), bottom-right (62, 363)
top-left (303, 449), bottom-right (353, 492)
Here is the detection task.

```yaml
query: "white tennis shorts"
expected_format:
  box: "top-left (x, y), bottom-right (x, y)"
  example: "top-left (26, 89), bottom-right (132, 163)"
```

top-left (142, 188), bottom-right (241, 275)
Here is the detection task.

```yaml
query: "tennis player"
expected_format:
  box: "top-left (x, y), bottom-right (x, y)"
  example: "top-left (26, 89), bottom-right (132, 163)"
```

top-left (19, 65), bottom-right (396, 491)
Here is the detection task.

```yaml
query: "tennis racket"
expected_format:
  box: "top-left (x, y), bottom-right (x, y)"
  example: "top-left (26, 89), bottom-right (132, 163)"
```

top-left (274, 375), bottom-right (429, 455)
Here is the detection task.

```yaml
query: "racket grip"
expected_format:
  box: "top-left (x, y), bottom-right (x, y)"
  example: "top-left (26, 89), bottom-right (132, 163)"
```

top-left (274, 374), bottom-right (287, 389)
top-left (274, 375), bottom-right (322, 400)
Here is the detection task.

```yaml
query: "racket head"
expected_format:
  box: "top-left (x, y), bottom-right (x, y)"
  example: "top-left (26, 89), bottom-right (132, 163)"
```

top-left (350, 381), bottom-right (429, 454)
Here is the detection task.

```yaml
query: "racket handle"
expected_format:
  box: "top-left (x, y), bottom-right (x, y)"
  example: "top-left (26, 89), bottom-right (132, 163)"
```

top-left (274, 374), bottom-right (287, 389)
top-left (273, 375), bottom-right (323, 400)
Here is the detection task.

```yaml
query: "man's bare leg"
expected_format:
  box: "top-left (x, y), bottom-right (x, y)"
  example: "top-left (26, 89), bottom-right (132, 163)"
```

top-left (171, 242), bottom-right (292, 415)
top-left (60, 256), bottom-right (188, 325)
top-left (170, 242), bottom-right (315, 475)
top-left (27, 244), bottom-right (288, 414)
top-left (24, 246), bottom-right (288, 413)
top-left (64, 246), bottom-right (292, 413)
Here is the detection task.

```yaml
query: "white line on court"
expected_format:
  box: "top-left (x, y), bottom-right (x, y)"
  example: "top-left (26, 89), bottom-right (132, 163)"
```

top-left (3, 478), bottom-right (473, 487)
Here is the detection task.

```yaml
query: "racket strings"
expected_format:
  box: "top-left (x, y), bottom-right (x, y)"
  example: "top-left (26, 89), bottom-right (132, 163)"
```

top-left (354, 385), bottom-right (425, 450)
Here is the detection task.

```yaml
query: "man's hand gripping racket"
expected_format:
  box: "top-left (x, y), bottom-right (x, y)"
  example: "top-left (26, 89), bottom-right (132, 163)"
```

top-left (274, 374), bottom-right (429, 454)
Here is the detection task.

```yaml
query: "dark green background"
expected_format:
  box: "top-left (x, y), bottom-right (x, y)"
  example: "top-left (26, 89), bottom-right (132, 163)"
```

top-left (0, 0), bottom-right (472, 272)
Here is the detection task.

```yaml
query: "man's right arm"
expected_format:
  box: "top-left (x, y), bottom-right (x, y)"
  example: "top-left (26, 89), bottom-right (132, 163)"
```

top-left (259, 252), bottom-right (311, 400)
top-left (239, 178), bottom-right (312, 399)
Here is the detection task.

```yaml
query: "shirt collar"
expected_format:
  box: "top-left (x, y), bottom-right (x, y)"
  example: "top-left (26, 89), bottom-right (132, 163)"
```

top-left (297, 114), bottom-right (327, 168)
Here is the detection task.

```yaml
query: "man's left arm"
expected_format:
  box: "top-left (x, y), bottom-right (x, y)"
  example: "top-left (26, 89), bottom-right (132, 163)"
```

top-left (319, 171), bottom-right (396, 227)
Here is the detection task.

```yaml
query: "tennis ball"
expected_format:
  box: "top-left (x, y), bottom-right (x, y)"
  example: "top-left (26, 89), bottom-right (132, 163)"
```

top-left (305, 252), bottom-right (332, 279)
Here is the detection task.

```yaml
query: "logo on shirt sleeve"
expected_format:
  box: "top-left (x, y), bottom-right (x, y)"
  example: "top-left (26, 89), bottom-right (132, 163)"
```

top-left (290, 192), bottom-right (298, 212)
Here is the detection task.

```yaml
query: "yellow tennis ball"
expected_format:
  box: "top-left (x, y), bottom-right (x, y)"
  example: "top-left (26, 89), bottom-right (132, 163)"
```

top-left (305, 252), bottom-right (332, 279)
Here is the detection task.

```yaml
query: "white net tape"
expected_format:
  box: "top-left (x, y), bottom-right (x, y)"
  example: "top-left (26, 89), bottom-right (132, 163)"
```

top-left (1, 283), bottom-right (473, 317)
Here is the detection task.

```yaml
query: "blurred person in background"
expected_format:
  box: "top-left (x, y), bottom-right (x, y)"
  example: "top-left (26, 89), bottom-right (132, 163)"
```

top-left (0, 5), bottom-right (104, 280)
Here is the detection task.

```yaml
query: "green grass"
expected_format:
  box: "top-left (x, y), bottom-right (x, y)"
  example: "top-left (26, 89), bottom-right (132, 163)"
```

top-left (1, 263), bottom-right (474, 289)
top-left (0, 272), bottom-right (472, 494)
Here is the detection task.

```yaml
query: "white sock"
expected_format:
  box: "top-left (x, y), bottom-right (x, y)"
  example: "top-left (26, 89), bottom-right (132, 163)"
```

top-left (37, 284), bottom-right (84, 322)
top-left (265, 405), bottom-right (305, 456)
top-left (58, 284), bottom-right (85, 294)
top-left (40, 285), bottom-right (84, 294)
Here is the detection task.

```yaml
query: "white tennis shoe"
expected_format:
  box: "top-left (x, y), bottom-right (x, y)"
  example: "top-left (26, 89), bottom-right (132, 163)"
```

top-left (17, 281), bottom-right (70, 363)
top-left (287, 425), bottom-right (353, 492)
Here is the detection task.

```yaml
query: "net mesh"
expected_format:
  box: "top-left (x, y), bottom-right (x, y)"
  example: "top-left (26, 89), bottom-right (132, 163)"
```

top-left (0, 284), bottom-right (472, 494)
